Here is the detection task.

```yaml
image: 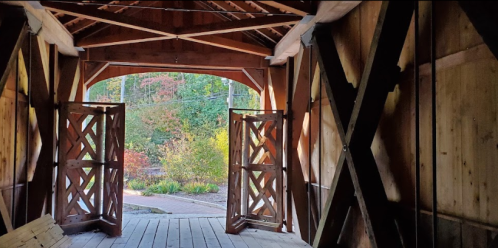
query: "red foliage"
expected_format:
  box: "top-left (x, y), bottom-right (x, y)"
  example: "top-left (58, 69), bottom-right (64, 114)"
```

top-left (140, 73), bottom-right (185, 103)
top-left (124, 149), bottom-right (151, 180)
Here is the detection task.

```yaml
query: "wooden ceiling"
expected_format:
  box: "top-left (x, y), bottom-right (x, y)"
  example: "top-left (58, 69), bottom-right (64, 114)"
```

top-left (40, 1), bottom-right (315, 70)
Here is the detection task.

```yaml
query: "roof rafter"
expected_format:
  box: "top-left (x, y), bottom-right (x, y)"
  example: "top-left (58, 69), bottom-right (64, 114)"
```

top-left (67, 1), bottom-right (140, 34)
top-left (43, 1), bottom-right (285, 56)
top-left (257, 1), bottom-right (313, 16)
top-left (42, 2), bottom-right (176, 36)
top-left (208, 0), bottom-right (280, 43)
top-left (176, 15), bottom-right (300, 37)
top-left (61, 1), bottom-right (119, 27)
top-left (194, 1), bottom-right (271, 47)
top-left (72, 1), bottom-right (159, 42)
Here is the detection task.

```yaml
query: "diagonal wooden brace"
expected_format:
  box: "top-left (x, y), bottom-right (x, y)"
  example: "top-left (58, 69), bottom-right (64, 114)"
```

top-left (312, 1), bottom-right (414, 248)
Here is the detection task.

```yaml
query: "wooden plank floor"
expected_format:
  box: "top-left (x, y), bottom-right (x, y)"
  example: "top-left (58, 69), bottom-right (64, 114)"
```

top-left (68, 218), bottom-right (311, 248)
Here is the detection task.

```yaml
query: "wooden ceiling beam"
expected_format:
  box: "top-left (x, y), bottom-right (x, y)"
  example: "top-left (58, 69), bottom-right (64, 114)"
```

top-left (83, 61), bottom-right (109, 86)
top-left (226, 1), bottom-right (287, 36)
top-left (242, 68), bottom-right (265, 91)
top-left (177, 15), bottom-right (301, 37)
top-left (73, 1), bottom-right (159, 41)
top-left (62, 1), bottom-right (120, 27)
top-left (77, 29), bottom-right (170, 48)
top-left (76, 29), bottom-right (272, 57)
top-left (257, 1), bottom-right (313, 16)
top-left (195, 1), bottom-right (271, 47)
top-left (67, 1), bottom-right (140, 34)
top-left (86, 65), bottom-right (261, 93)
top-left (83, 47), bottom-right (268, 70)
top-left (1, 1), bottom-right (79, 56)
top-left (46, 1), bottom-right (283, 56)
top-left (270, 1), bottom-right (360, 65)
top-left (209, 0), bottom-right (280, 43)
top-left (244, 1), bottom-right (293, 29)
top-left (184, 36), bottom-right (272, 56)
top-left (41, 1), bottom-right (176, 36)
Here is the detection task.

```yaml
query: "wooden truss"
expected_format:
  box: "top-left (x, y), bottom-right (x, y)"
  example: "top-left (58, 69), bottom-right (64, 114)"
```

top-left (41, 1), bottom-right (301, 57)
top-left (311, 2), bottom-right (414, 248)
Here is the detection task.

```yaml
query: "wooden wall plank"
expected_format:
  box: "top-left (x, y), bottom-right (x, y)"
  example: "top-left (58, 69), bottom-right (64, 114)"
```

top-left (267, 67), bottom-right (286, 111)
top-left (58, 56), bottom-right (80, 102)
top-left (436, 66), bottom-right (463, 218)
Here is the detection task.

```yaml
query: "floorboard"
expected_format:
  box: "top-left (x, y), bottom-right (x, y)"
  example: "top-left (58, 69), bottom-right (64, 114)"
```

top-left (167, 219), bottom-right (180, 248)
top-left (199, 218), bottom-right (221, 248)
top-left (153, 219), bottom-right (169, 248)
top-left (124, 219), bottom-right (149, 248)
top-left (208, 218), bottom-right (235, 248)
top-left (189, 218), bottom-right (207, 248)
top-left (67, 217), bottom-right (311, 248)
top-left (139, 219), bottom-right (159, 248)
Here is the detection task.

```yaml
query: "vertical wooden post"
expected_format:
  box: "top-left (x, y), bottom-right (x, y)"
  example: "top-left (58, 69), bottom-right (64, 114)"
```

top-left (242, 113), bottom-right (249, 217)
top-left (285, 57), bottom-right (294, 232)
top-left (56, 104), bottom-right (67, 224)
top-left (275, 111), bottom-right (283, 227)
top-left (116, 104), bottom-right (125, 235)
top-left (95, 107), bottom-right (105, 216)
top-left (47, 44), bottom-right (58, 217)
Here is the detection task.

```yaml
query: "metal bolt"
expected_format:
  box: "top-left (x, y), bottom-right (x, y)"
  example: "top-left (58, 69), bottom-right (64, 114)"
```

top-left (343, 145), bottom-right (347, 151)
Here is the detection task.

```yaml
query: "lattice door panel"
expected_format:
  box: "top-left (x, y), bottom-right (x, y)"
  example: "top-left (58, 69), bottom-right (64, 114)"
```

top-left (57, 104), bottom-right (104, 226)
top-left (57, 103), bottom-right (124, 237)
top-left (226, 110), bottom-right (283, 234)
top-left (226, 111), bottom-right (245, 234)
top-left (243, 112), bottom-right (283, 230)
top-left (103, 106), bottom-right (125, 235)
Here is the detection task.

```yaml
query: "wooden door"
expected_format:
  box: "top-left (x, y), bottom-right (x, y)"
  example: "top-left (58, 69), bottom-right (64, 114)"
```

top-left (102, 105), bottom-right (125, 236)
top-left (226, 110), bottom-right (284, 234)
top-left (226, 110), bottom-right (245, 233)
top-left (57, 102), bottom-right (124, 236)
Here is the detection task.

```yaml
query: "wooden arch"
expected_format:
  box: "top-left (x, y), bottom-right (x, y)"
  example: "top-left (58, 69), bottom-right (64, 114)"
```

top-left (85, 65), bottom-right (262, 94)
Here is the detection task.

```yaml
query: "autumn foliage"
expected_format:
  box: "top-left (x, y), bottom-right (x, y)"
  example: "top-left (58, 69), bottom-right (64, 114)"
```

top-left (124, 149), bottom-right (151, 180)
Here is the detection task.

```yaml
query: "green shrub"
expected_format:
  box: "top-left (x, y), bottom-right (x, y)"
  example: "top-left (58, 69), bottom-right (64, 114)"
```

top-left (128, 179), bottom-right (146, 190)
top-left (160, 180), bottom-right (181, 194)
top-left (141, 188), bottom-right (154, 196)
top-left (160, 132), bottom-right (226, 184)
top-left (206, 183), bottom-right (219, 193)
top-left (182, 182), bottom-right (208, 194)
top-left (145, 180), bottom-right (181, 194)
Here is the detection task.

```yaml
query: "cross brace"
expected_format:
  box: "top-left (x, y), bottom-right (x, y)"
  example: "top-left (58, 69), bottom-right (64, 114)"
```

top-left (311, 1), bottom-right (414, 248)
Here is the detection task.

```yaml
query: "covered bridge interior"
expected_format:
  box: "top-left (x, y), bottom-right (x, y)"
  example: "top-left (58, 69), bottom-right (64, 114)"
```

top-left (0, 1), bottom-right (498, 247)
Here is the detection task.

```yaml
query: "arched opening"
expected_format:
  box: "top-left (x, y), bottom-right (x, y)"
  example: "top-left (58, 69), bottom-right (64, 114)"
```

top-left (87, 71), bottom-right (259, 217)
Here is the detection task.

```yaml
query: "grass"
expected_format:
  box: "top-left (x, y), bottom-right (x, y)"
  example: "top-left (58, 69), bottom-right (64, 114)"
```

top-left (139, 179), bottom-right (220, 196)
top-left (160, 180), bottom-right (181, 194)
top-left (141, 188), bottom-right (154, 196)
top-left (128, 179), bottom-right (146, 190)
top-left (143, 180), bottom-right (182, 195)
top-left (182, 182), bottom-right (208, 194)
top-left (206, 183), bottom-right (219, 193)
